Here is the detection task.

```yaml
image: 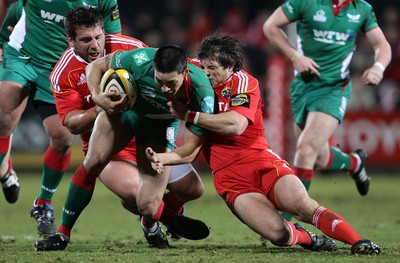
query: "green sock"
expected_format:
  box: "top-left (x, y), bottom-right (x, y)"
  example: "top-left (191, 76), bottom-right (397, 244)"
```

top-left (324, 147), bottom-right (352, 171)
top-left (60, 181), bottom-right (94, 230)
top-left (38, 166), bottom-right (65, 200)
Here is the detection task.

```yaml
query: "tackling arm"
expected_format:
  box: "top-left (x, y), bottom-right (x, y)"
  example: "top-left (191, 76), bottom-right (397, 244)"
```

top-left (86, 53), bottom-right (129, 114)
top-left (146, 128), bottom-right (205, 173)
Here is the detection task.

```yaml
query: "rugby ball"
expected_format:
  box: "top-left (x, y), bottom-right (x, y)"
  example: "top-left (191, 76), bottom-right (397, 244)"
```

top-left (100, 68), bottom-right (137, 108)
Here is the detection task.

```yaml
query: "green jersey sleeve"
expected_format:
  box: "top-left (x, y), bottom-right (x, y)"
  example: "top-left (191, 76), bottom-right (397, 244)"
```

top-left (360, 1), bottom-right (378, 32)
top-left (0, 0), bottom-right (22, 47)
top-left (185, 64), bottom-right (215, 138)
top-left (281, 0), bottom-right (311, 22)
top-left (100, 0), bottom-right (121, 34)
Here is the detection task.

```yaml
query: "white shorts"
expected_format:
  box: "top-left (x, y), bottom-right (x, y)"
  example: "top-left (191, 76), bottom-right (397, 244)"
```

top-left (168, 163), bottom-right (198, 184)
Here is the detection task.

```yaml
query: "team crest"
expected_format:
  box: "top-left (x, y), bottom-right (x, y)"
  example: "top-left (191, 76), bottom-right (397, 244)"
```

top-left (133, 51), bottom-right (149, 66)
top-left (313, 10), bottom-right (327, 22)
top-left (221, 87), bottom-right (231, 98)
top-left (347, 13), bottom-right (360, 23)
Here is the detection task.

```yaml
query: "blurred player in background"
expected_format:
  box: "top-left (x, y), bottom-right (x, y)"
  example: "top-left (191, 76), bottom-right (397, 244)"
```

top-left (34, 7), bottom-right (205, 251)
top-left (0, 0), bottom-right (21, 62)
top-left (0, 0), bottom-right (121, 235)
top-left (146, 33), bottom-right (382, 255)
top-left (263, 0), bottom-right (392, 220)
top-left (0, 0), bottom-right (22, 204)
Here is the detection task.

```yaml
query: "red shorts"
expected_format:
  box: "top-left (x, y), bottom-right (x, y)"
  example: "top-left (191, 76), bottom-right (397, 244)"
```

top-left (213, 149), bottom-right (293, 215)
top-left (112, 146), bottom-right (136, 162)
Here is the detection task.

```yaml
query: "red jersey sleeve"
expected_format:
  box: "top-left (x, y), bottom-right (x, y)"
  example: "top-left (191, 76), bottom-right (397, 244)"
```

top-left (50, 48), bottom-right (93, 124)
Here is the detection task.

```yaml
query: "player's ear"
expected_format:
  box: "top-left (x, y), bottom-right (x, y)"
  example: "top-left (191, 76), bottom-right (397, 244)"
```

top-left (67, 36), bottom-right (74, 47)
top-left (183, 66), bottom-right (189, 76)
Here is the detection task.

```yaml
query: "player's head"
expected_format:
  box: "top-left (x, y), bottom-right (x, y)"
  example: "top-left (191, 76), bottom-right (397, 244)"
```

top-left (198, 33), bottom-right (243, 86)
top-left (64, 7), bottom-right (105, 63)
top-left (153, 45), bottom-right (189, 99)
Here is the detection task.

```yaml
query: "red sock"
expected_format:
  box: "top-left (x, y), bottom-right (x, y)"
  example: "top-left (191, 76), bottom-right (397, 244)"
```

top-left (35, 198), bottom-right (51, 206)
top-left (58, 224), bottom-right (71, 237)
top-left (0, 136), bottom-right (11, 155)
top-left (163, 192), bottom-right (185, 213)
top-left (71, 164), bottom-right (97, 191)
top-left (43, 147), bottom-right (71, 172)
top-left (294, 167), bottom-right (314, 181)
top-left (142, 201), bottom-right (165, 228)
top-left (287, 221), bottom-right (312, 246)
top-left (349, 155), bottom-right (358, 173)
top-left (312, 206), bottom-right (362, 245)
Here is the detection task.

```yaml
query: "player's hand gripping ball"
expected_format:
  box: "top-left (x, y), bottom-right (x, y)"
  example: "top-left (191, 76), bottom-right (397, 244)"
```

top-left (100, 68), bottom-right (137, 108)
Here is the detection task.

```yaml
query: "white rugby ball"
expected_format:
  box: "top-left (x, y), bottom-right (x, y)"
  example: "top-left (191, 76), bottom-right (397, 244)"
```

top-left (100, 68), bottom-right (137, 108)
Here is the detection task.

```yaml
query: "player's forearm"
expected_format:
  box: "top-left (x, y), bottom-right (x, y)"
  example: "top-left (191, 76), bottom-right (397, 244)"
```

top-left (64, 107), bottom-right (101, 134)
top-left (373, 41), bottom-right (392, 71)
top-left (158, 146), bottom-right (199, 165)
top-left (86, 57), bottom-right (107, 98)
top-left (187, 110), bottom-right (247, 136)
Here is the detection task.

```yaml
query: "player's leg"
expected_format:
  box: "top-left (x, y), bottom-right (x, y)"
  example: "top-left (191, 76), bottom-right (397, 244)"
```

top-left (161, 164), bottom-right (209, 240)
top-left (30, 103), bottom-right (73, 237)
top-left (0, 80), bottom-right (28, 203)
top-left (280, 112), bottom-right (339, 221)
top-left (99, 159), bottom-right (140, 215)
top-left (135, 138), bottom-right (171, 249)
top-left (35, 112), bottom-right (133, 251)
top-left (275, 174), bottom-right (380, 254)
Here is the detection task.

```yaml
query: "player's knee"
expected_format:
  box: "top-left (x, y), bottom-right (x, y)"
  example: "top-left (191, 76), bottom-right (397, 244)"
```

top-left (0, 116), bottom-right (18, 136)
top-left (268, 224), bottom-right (291, 246)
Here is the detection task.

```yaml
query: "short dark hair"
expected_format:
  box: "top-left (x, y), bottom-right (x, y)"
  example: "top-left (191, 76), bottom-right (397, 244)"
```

top-left (64, 7), bottom-right (104, 40)
top-left (153, 45), bottom-right (187, 74)
top-left (198, 33), bottom-right (243, 72)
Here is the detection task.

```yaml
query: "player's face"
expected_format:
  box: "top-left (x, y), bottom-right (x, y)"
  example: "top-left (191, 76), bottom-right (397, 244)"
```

top-left (200, 59), bottom-right (233, 86)
top-left (68, 25), bottom-right (105, 63)
top-left (154, 67), bottom-right (189, 99)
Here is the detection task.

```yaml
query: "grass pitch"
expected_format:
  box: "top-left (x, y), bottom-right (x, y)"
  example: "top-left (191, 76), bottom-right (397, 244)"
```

top-left (0, 171), bottom-right (399, 262)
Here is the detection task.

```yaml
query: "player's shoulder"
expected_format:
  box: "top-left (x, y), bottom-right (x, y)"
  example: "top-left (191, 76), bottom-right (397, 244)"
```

top-left (51, 48), bottom-right (84, 82)
top-left (231, 70), bottom-right (259, 91)
top-left (53, 48), bottom-right (80, 74)
top-left (105, 34), bottom-right (148, 53)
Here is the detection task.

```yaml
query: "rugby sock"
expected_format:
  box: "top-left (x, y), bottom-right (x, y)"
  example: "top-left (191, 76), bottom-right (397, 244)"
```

top-left (312, 206), bottom-right (362, 245)
top-left (58, 164), bottom-right (97, 237)
top-left (323, 147), bottom-right (357, 172)
top-left (141, 201), bottom-right (165, 234)
top-left (159, 192), bottom-right (185, 226)
top-left (0, 136), bottom-right (11, 171)
top-left (281, 167), bottom-right (314, 221)
top-left (37, 147), bottom-right (71, 201)
top-left (287, 221), bottom-right (312, 246)
top-left (163, 191), bottom-right (185, 213)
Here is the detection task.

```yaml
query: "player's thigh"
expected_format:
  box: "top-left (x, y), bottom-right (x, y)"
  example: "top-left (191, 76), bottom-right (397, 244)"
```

top-left (273, 174), bottom-right (319, 222)
top-left (167, 164), bottom-right (204, 200)
top-left (298, 111), bottom-right (338, 153)
top-left (99, 159), bottom-right (139, 200)
top-left (234, 192), bottom-right (286, 239)
top-left (84, 112), bottom-right (132, 171)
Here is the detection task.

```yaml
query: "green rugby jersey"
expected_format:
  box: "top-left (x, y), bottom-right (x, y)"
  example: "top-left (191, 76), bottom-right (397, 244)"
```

top-left (8, 0), bottom-right (121, 70)
top-left (282, 0), bottom-right (378, 84)
top-left (0, 0), bottom-right (22, 47)
top-left (112, 47), bottom-right (215, 137)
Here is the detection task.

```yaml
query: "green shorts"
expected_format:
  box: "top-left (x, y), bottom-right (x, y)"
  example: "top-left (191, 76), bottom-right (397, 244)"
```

top-left (121, 109), bottom-right (180, 150)
top-left (290, 77), bottom-right (351, 126)
top-left (0, 43), bottom-right (54, 104)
